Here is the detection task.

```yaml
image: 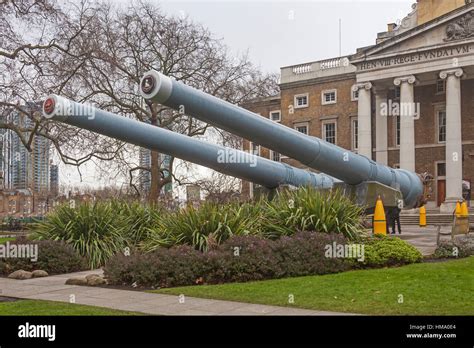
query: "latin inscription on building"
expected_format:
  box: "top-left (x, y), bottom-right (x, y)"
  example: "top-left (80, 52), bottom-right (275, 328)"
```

top-left (358, 44), bottom-right (474, 71)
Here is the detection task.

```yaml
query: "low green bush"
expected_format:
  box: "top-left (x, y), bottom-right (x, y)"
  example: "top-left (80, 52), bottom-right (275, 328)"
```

top-left (106, 230), bottom-right (424, 289)
top-left (433, 238), bottom-right (474, 259)
top-left (360, 235), bottom-right (423, 267)
top-left (0, 236), bottom-right (87, 275)
top-left (104, 232), bottom-right (354, 288)
top-left (104, 246), bottom-right (209, 288)
top-left (209, 232), bottom-right (353, 283)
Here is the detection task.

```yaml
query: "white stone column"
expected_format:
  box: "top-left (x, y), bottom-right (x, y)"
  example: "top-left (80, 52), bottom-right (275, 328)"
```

top-left (440, 68), bottom-right (464, 212)
top-left (393, 75), bottom-right (416, 172)
top-left (352, 82), bottom-right (372, 158)
top-left (374, 88), bottom-right (388, 165)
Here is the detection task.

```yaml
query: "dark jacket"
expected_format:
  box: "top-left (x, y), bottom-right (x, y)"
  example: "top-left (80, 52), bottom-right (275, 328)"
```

top-left (393, 207), bottom-right (401, 219)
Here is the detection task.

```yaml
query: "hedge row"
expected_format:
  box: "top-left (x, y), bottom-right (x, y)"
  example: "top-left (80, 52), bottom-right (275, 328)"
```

top-left (104, 232), bottom-right (422, 289)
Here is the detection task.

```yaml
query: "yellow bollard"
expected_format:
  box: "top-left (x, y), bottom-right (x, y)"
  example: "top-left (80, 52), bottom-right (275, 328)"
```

top-left (460, 201), bottom-right (469, 218)
top-left (455, 201), bottom-right (462, 218)
top-left (373, 196), bottom-right (386, 236)
top-left (419, 205), bottom-right (426, 227)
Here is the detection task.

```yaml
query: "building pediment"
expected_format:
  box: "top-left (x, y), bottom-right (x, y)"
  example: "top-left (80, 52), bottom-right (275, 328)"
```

top-left (351, 4), bottom-right (474, 73)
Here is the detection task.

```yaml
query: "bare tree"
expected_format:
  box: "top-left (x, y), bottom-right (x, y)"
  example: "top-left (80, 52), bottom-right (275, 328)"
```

top-left (0, 0), bottom-right (124, 186)
top-left (194, 172), bottom-right (242, 204)
top-left (61, 1), bottom-right (278, 203)
top-left (1, 0), bottom-right (278, 200)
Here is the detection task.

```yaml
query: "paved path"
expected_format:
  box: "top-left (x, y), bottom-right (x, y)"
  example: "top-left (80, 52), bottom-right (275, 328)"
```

top-left (0, 270), bottom-right (355, 316)
top-left (393, 226), bottom-right (445, 256)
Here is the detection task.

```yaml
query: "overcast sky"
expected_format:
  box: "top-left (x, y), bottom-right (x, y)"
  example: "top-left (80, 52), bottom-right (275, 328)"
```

top-left (61, 0), bottom-right (415, 188)
top-left (158, 0), bottom-right (414, 73)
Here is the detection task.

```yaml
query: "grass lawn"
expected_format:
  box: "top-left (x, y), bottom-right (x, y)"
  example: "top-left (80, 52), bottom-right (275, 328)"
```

top-left (0, 299), bottom-right (142, 316)
top-left (0, 237), bottom-right (15, 244)
top-left (154, 257), bottom-right (474, 315)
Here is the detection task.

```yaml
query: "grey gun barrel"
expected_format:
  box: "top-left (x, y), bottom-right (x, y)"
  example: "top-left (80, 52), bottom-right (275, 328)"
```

top-left (42, 95), bottom-right (334, 190)
top-left (139, 70), bottom-right (423, 208)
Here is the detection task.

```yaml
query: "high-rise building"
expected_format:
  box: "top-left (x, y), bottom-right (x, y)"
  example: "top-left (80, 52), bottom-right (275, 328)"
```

top-left (0, 118), bottom-right (15, 190)
top-left (1, 111), bottom-right (51, 193)
top-left (50, 164), bottom-right (59, 196)
top-left (32, 134), bottom-right (50, 192)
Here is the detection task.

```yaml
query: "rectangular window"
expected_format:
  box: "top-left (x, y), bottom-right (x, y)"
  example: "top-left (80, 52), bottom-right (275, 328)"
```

top-left (322, 90), bottom-right (337, 105)
top-left (351, 89), bottom-right (359, 101)
top-left (438, 110), bottom-right (446, 143)
top-left (294, 94), bottom-right (309, 108)
top-left (437, 162), bottom-right (446, 177)
top-left (323, 121), bottom-right (337, 144)
top-left (436, 79), bottom-right (446, 94)
top-left (295, 123), bottom-right (308, 135)
top-left (269, 110), bottom-right (281, 122)
top-left (270, 150), bottom-right (281, 162)
top-left (351, 119), bottom-right (358, 150)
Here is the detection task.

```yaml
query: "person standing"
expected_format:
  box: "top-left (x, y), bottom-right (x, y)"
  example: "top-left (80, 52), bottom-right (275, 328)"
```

top-left (392, 206), bottom-right (402, 234)
top-left (385, 208), bottom-right (392, 235)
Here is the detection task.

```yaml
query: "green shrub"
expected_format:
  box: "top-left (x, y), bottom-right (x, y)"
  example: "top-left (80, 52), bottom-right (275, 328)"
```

top-left (140, 188), bottom-right (365, 252)
top-left (32, 202), bottom-right (128, 269)
top-left (360, 235), bottom-right (423, 267)
top-left (104, 246), bottom-right (209, 288)
top-left (0, 236), bottom-right (87, 275)
top-left (209, 232), bottom-right (353, 283)
top-left (105, 232), bottom-right (354, 288)
top-left (433, 238), bottom-right (474, 259)
top-left (142, 201), bottom-right (261, 252)
top-left (261, 187), bottom-right (364, 241)
top-left (29, 188), bottom-right (365, 267)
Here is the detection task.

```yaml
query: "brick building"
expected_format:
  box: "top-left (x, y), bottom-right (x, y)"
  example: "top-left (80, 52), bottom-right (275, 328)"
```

top-left (241, 0), bottom-right (474, 211)
top-left (0, 190), bottom-right (50, 217)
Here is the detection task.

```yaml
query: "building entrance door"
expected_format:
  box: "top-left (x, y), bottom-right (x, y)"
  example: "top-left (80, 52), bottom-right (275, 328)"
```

top-left (437, 180), bottom-right (446, 207)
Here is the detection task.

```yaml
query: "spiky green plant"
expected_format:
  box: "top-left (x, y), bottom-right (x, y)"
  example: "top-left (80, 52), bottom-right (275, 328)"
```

top-left (116, 201), bottom-right (163, 245)
top-left (32, 202), bottom-right (128, 269)
top-left (31, 189), bottom-right (364, 263)
top-left (260, 187), bottom-right (364, 241)
top-left (142, 201), bottom-right (261, 252)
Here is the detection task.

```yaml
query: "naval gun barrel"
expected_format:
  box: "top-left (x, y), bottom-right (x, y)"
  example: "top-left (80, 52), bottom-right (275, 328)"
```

top-left (139, 70), bottom-right (423, 208)
top-left (42, 95), bottom-right (335, 191)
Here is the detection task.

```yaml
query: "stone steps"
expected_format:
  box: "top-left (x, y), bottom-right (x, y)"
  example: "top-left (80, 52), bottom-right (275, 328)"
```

top-left (399, 214), bottom-right (474, 226)
top-left (365, 214), bottom-right (474, 226)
